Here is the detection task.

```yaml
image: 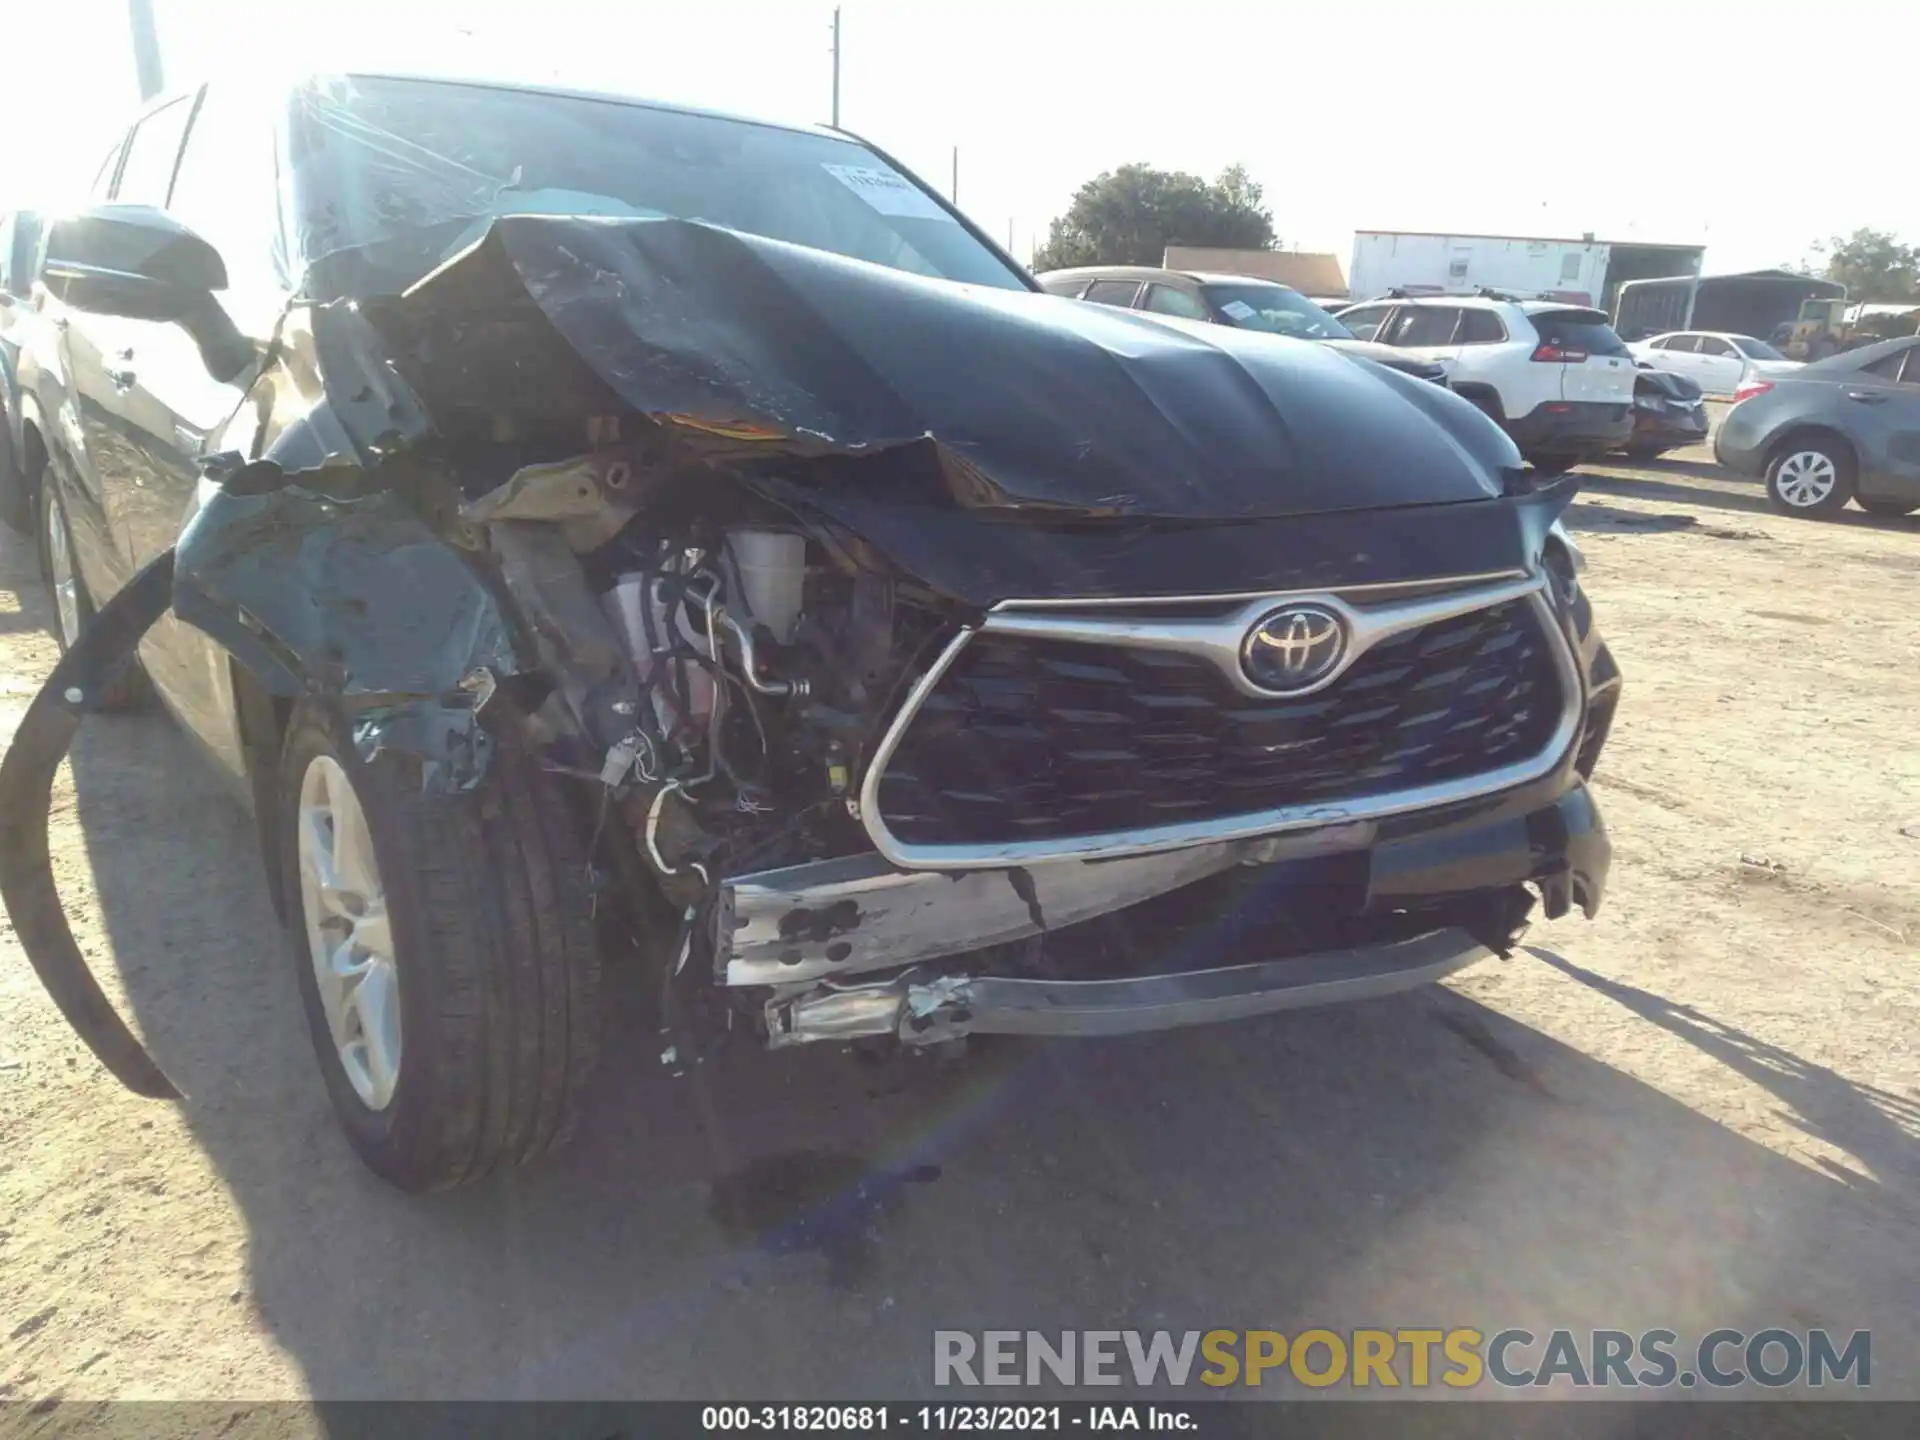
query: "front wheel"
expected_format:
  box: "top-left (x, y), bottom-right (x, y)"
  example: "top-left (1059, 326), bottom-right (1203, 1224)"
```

top-left (36, 482), bottom-right (148, 710)
top-left (1765, 442), bottom-right (1854, 518)
top-left (279, 702), bottom-right (603, 1192)
top-left (0, 422), bottom-right (29, 535)
top-left (1856, 497), bottom-right (1917, 518)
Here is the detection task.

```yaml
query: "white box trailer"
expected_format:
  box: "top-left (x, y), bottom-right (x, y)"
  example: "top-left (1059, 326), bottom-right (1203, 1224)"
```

top-left (1349, 231), bottom-right (1703, 313)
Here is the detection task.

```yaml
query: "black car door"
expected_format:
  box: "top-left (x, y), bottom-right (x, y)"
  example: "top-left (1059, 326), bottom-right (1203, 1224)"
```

top-left (62, 92), bottom-right (231, 732)
top-left (70, 98), bottom-right (206, 597)
top-left (44, 125), bottom-right (154, 610)
top-left (109, 81), bottom-right (284, 777)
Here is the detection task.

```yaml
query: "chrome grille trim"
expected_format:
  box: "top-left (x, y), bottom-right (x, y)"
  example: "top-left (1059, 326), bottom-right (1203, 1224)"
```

top-left (856, 576), bottom-right (1584, 871)
top-left (987, 568), bottom-right (1529, 610)
top-left (986, 571), bottom-right (1544, 701)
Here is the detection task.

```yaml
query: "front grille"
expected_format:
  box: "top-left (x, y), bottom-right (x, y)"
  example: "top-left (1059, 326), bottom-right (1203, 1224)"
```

top-left (875, 598), bottom-right (1565, 848)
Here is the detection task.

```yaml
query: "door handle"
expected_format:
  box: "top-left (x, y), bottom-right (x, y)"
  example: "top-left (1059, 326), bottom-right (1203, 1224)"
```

top-left (1844, 390), bottom-right (1886, 404)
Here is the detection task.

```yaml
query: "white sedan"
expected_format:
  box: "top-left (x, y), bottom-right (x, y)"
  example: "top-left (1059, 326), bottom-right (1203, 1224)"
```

top-left (1629, 331), bottom-right (1802, 399)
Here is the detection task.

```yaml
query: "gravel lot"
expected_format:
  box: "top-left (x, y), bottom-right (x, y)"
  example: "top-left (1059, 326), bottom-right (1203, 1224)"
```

top-left (1, 443), bottom-right (1916, 1419)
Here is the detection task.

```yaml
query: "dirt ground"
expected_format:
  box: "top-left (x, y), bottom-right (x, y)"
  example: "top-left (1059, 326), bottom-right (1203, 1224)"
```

top-left (1, 442), bottom-right (1917, 1421)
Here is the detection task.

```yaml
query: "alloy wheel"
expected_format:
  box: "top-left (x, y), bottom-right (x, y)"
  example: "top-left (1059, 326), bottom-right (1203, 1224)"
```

top-left (42, 489), bottom-right (81, 649)
top-left (297, 755), bottom-right (403, 1111)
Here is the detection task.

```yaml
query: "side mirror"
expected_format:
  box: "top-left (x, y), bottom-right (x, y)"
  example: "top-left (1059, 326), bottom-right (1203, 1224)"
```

top-left (43, 206), bottom-right (255, 382)
top-left (42, 205), bottom-right (227, 322)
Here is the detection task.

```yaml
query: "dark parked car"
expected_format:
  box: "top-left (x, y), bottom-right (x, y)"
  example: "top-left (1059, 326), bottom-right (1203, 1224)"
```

top-left (0, 208), bottom-right (45, 534)
top-left (3, 73), bottom-right (1618, 1193)
top-left (1037, 266), bottom-right (1451, 384)
top-left (1622, 363), bottom-right (1708, 460)
top-left (1714, 336), bottom-right (1920, 518)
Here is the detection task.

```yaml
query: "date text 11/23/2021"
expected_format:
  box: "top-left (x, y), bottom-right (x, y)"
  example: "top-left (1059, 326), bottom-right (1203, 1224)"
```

top-left (701, 1407), bottom-right (1194, 1432)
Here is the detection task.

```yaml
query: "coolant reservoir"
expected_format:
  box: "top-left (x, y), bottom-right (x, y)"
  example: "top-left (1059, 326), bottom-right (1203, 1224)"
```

top-left (728, 530), bottom-right (807, 644)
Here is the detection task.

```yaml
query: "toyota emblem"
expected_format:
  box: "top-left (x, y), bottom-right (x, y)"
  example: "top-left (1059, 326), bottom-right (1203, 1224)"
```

top-left (1241, 604), bottom-right (1347, 693)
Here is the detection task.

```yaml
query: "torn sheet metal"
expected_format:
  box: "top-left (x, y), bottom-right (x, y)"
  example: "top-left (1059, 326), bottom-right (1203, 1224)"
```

top-left (170, 480), bottom-right (523, 703)
top-left (373, 214), bottom-right (1525, 523)
top-left (351, 702), bottom-right (494, 794)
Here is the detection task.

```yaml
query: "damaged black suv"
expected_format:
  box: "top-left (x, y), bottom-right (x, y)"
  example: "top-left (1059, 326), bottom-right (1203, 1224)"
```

top-left (2, 73), bottom-right (1619, 1192)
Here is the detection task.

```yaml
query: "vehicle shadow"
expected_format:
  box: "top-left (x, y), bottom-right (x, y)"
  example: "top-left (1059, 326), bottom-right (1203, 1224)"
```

top-left (1576, 465), bottom-right (1919, 532)
top-left (1526, 946), bottom-right (1920, 1195)
top-left (3, 529), bottom-right (1913, 1403)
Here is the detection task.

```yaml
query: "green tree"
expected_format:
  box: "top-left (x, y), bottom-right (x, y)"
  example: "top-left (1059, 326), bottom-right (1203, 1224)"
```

top-left (1809, 228), bottom-right (1920, 302)
top-left (1032, 164), bottom-right (1276, 272)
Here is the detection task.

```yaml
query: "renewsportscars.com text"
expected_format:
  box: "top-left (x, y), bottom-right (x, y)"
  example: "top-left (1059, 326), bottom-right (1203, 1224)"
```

top-left (933, 1328), bottom-right (1871, 1391)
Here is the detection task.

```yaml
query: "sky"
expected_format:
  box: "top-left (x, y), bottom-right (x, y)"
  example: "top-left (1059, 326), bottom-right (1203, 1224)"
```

top-left (6, 0), bottom-right (1916, 278)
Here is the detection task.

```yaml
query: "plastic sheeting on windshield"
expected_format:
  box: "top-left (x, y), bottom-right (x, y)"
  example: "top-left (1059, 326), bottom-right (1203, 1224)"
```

top-left (285, 75), bottom-right (514, 295)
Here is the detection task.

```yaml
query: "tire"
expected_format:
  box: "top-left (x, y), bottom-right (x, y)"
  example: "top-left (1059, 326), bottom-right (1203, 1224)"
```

top-left (1624, 443), bottom-right (1670, 462)
top-left (1856, 497), bottom-right (1917, 518)
top-left (1765, 438), bottom-right (1855, 518)
top-left (278, 701), bottom-right (603, 1193)
top-left (0, 417), bottom-right (29, 535)
top-left (35, 481), bottom-right (149, 710)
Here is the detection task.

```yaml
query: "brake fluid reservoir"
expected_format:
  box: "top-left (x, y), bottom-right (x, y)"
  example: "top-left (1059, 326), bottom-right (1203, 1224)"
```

top-left (727, 530), bottom-right (807, 644)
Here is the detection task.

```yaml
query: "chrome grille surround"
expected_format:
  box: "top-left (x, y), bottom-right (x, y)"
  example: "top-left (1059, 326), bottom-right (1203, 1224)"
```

top-left (857, 571), bottom-right (1584, 871)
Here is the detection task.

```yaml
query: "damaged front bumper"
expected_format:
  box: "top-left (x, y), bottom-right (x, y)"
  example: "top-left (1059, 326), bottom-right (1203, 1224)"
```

top-left (739, 780), bottom-right (1610, 1048)
top-left (770, 929), bottom-right (1493, 1048)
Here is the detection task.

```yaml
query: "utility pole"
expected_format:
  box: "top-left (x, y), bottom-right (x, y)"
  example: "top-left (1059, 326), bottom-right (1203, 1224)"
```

top-left (951, 147), bottom-right (959, 204)
top-left (128, 0), bottom-right (164, 101)
top-left (830, 7), bottom-right (841, 127)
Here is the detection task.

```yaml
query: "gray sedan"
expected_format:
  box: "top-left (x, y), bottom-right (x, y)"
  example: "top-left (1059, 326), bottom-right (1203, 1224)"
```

top-left (1714, 336), bottom-right (1920, 518)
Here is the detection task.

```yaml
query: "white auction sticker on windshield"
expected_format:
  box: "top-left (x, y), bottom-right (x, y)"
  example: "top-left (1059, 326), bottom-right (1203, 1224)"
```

top-left (1220, 300), bottom-right (1257, 321)
top-left (822, 164), bottom-right (953, 220)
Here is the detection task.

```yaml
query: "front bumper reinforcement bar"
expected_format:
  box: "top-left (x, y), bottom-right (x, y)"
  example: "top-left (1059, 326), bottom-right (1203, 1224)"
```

top-left (766, 926), bottom-right (1490, 1048)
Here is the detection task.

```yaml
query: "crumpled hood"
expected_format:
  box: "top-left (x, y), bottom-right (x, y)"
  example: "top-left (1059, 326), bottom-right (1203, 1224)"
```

top-left (377, 215), bottom-right (1521, 521)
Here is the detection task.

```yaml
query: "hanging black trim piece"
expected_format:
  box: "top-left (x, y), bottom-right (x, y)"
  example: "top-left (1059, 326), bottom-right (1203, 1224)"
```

top-left (0, 550), bottom-right (180, 1099)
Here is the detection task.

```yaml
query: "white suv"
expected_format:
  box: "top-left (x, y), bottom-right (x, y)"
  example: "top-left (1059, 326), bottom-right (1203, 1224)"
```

top-left (1335, 294), bottom-right (1636, 468)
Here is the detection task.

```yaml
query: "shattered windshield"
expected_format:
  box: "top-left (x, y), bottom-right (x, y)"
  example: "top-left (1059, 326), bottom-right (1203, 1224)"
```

top-left (287, 75), bottom-right (1030, 298)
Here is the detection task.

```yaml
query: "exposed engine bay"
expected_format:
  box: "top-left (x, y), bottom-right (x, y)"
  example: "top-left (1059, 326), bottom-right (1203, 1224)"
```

top-left (468, 437), bottom-right (949, 915)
